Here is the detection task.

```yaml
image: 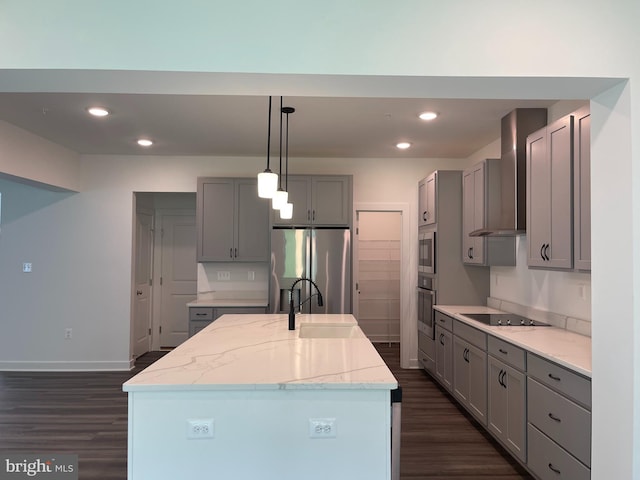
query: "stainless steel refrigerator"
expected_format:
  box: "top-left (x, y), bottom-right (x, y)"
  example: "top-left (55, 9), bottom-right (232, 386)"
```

top-left (270, 227), bottom-right (351, 314)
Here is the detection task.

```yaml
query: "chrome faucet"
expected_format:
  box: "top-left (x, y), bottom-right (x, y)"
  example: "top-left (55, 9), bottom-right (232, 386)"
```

top-left (288, 277), bottom-right (324, 330)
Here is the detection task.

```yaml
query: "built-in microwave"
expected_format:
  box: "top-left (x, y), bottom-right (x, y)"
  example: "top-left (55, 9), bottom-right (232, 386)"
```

top-left (418, 230), bottom-right (435, 274)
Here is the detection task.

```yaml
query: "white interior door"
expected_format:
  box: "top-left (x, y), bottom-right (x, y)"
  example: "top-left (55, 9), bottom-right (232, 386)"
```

top-left (355, 211), bottom-right (402, 343)
top-left (159, 213), bottom-right (197, 347)
top-left (133, 211), bottom-right (153, 357)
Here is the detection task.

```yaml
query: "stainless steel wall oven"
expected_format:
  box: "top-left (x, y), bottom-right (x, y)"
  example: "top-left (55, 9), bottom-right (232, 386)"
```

top-left (418, 230), bottom-right (435, 274)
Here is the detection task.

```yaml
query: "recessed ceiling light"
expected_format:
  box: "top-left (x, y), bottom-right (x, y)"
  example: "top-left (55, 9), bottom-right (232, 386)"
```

top-left (396, 142), bottom-right (411, 150)
top-left (419, 111), bottom-right (438, 121)
top-left (137, 138), bottom-right (153, 147)
top-left (87, 106), bottom-right (110, 117)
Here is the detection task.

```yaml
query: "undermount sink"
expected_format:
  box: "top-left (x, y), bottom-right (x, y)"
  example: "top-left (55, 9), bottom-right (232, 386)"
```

top-left (298, 323), bottom-right (360, 339)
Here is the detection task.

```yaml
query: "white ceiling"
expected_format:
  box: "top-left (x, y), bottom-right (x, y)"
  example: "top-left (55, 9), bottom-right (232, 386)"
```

top-left (0, 92), bottom-right (558, 158)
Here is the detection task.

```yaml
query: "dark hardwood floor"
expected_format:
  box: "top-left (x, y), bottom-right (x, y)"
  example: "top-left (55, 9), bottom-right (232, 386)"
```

top-left (375, 343), bottom-right (532, 480)
top-left (0, 346), bottom-right (531, 479)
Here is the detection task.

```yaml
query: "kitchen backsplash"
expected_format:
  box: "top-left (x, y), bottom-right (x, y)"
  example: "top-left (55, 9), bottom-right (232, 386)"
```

top-left (197, 262), bottom-right (269, 301)
top-left (487, 296), bottom-right (591, 337)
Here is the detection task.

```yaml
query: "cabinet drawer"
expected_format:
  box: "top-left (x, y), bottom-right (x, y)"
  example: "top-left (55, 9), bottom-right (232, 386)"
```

top-left (189, 307), bottom-right (214, 321)
top-left (214, 307), bottom-right (267, 319)
top-left (488, 336), bottom-right (526, 371)
top-left (434, 311), bottom-right (453, 331)
top-left (453, 320), bottom-right (487, 350)
top-left (528, 353), bottom-right (591, 409)
top-left (527, 378), bottom-right (591, 466)
top-left (527, 424), bottom-right (590, 480)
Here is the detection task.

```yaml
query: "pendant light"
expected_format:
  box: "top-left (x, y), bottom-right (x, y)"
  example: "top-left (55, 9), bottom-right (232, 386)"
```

top-left (280, 105), bottom-right (295, 220)
top-left (257, 96), bottom-right (278, 198)
top-left (272, 97), bottom-right (289, 210)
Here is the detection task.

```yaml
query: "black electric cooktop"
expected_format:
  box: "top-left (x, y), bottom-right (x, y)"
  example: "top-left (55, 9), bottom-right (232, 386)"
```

top-left (463, 313), bottom-right (551, 327)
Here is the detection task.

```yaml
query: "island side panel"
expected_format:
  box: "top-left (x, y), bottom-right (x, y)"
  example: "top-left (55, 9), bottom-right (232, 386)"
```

top-left (128, 388), bottom-right (392, 480)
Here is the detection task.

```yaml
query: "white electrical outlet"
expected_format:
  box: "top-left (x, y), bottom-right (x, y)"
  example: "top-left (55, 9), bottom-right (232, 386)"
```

top-left (187, 419), bottom-right (214, 439)
top-left (217, 271), bottom-right (231, 281)
top-left (22, 262), bottom-right (32, 273)
top-left (64, 328), bottom-right (72, 339)
top-left (248, 271), bottom-right (255, 281)
top-left (309, 418), bottom-right (336, 438)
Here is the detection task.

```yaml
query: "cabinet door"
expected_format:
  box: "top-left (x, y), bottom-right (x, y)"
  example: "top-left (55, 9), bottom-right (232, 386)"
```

top-left (198, 179), bottom-right (235, 261)
top-left (488, 357), bottom-right (526, 462)
top-left (573, 108), bottom-right (591, 271)
top-left (462, 164), bottom-right (484, 264)
top-left (272, 176), bottom-right (310, 226)
top-left (546, 116), bottom-right (573, 268)
top-left (467, 344), bottom-right (487, 425)
top-left (527, 128), bottom-right (550, 267)
top-left (453, 336), bottom-right (470, 404)
top-left (311, 176), bottom-right (350, 225)
top-left (435, 326), bottom-right (453, 392)
top-left (527, 116), bottom-right (573, 269)
top-left (235, 179), bottom-right (270, 261)
top-left (418, 178), bottom-right (428, 227)
top-left (425, 172), bottom-right (437, 225)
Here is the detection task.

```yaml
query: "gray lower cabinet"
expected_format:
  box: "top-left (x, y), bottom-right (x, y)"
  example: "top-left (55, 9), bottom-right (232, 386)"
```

top-left (487, 337), bottom-right (527, 463)
top-left (188, 306), bottom-right (267, 337)
top-left (526, 353), bottom-right (592, 478)
top-left (429, 311), bottom-right (592, 478)
top-left (435, 324), bottom-right (453, 392)
top-left (452, 321), bottom-right (488, 425)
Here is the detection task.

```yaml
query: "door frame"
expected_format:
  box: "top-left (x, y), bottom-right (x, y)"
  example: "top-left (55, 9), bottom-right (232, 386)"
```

top-left (353, 202), bottom-right (412, 369)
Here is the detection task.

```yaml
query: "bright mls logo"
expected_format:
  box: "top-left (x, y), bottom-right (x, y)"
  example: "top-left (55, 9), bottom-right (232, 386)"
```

top-left (0, 454), bottom-right (77, 480)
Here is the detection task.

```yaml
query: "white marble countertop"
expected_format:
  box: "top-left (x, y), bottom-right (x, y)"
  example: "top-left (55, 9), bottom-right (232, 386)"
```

top-left (435, 305), bottom-right (592, 378)
top-left (124, 314), bottom-right (398, 392)
top-left (187, 299), bottom-right (268, 308)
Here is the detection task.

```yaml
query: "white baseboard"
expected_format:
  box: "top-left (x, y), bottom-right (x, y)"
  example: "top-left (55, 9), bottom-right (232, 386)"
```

top-left (0, 359), bottom-right (134, 372)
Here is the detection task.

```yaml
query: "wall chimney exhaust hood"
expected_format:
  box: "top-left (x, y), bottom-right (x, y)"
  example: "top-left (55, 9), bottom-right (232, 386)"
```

top-left (470, 108), bottom-right (547, 237)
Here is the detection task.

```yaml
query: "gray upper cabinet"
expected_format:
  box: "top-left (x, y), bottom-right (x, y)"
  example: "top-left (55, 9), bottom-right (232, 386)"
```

top-left (272, 175), bottom-right (352, 226)
top-left (526, 115), bottom-right (574, 269)
top-left (462, 159), bottom-right (516, 266)
top-left (573, 107), bottom-right (591, 271)
top-left (418, 172), bottom-right (437, 227)
top-left (197, 177), bottom-right (270, 262)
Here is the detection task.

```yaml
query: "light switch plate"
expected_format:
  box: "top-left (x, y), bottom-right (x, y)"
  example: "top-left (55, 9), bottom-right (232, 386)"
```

top-left (217, 271), bottom-right (231, 281)
top-left (22, 262), bottom-right (32, 273)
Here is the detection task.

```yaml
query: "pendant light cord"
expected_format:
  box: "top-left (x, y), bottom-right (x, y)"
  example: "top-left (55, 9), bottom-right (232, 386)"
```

top-left (278, 96), bottom-right (283, 189)
top-left (266, 96), bottom-right (272, 170)
top-left (285, 108), bottom-right (289, 191)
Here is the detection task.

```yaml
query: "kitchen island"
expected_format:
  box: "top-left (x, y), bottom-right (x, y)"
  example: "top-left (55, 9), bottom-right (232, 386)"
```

top-left (123, 314), bottom-right (398, 480)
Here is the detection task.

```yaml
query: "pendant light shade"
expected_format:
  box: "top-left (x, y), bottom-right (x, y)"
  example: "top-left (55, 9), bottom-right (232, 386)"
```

top-left (280, 202), bottom-right (293, 219)
top-left (258, 170), bottom-right (278, 198)
top-left (258, 96), bottom-right (278, 199)
top-left (272, 189), bottom-right (288, 210)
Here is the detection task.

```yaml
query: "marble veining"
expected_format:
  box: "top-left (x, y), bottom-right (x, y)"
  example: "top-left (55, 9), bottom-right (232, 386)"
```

top-left (436, 305), bottom-right (591, 378)
top-left (124, 314), bottom-right (397, 392)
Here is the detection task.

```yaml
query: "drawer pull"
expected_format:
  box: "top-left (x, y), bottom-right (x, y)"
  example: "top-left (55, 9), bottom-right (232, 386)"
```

top-left (548, 412), bottom-right (562, 422)
top-left (548, 463), bottom-right (561, 475)
top-left (548, 373), bottom-right (561, 381)
top-left (498, 348), bottom-right (508, 355)
top-left (439, 318), bottom-right (446, 323)
top-left (195, 313), bottom-right (207, 316)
